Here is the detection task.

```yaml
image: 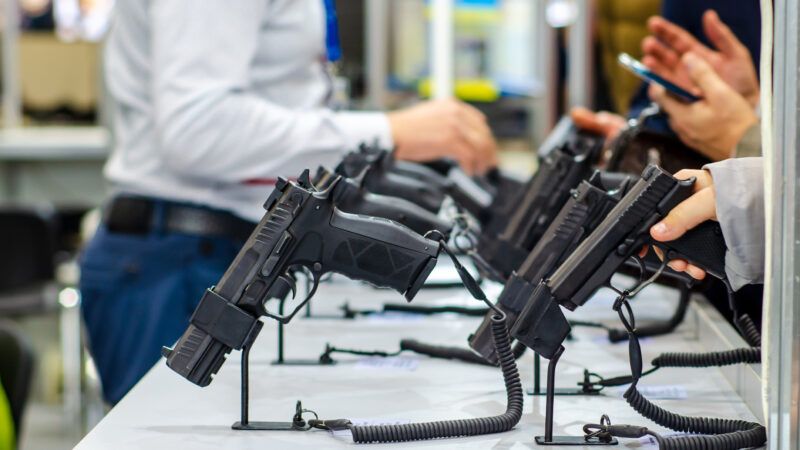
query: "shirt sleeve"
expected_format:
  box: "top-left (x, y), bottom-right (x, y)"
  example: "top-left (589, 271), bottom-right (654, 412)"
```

top-left (149, 1), bottom-right (392, 183)
top-left (703, 157), bottom-right (765, 290)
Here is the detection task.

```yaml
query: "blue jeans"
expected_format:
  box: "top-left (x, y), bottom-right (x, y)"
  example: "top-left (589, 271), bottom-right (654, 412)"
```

top-left (79, 203), bottom-right (243, 404)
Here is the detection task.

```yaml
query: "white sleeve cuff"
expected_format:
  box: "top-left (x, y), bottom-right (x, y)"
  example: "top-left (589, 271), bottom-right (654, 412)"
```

top-left (333, 111), bottom-right (394, 151)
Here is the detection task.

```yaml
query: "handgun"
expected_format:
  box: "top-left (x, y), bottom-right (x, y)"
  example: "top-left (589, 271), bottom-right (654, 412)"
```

top-left (468, 171), bottom-right (632, 362)
top-left (335, 149), bottom-right (446, 213)
top-left (163, 171), bottom-right (441, 387)
top-left (473, 125), bottom-right (605, 281)
top-left (313, 167), bottom-right (453, 237)
top-left (510, 165), bottom-right (728, 359)
top-left (345, 145), bottom-right (501, 222)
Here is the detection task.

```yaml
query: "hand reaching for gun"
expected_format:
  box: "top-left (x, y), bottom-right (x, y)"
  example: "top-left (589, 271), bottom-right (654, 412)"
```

top-left (647, 168), bottom-right (717, 280)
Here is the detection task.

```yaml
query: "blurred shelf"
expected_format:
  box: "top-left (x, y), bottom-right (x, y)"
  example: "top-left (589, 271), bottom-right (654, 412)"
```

top-left (0, 126), bottom-right (109, 161)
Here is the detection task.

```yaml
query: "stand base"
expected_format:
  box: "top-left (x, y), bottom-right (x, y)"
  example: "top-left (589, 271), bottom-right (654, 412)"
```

top-left (271, 359), bottom-right (336, 366)
top-left (528, 388), bottom-right (601, 396)
top-left (232, 421), bottom-right (297, 431)
top-left (535, 436), bottom-right (618, 446)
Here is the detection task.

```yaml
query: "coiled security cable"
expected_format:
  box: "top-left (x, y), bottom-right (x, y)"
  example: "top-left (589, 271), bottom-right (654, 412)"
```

top-left (735, 314), bottom-right (762, 347)
top-left (308, 237), bottom-right (524, 443)
top-left (586, 290), bottom-right (766, 449)
top-left (582, 284), bottom-right (761, 390)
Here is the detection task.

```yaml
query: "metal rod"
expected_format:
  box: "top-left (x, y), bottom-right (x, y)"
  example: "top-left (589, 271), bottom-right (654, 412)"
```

top-left (2, 0), bottom-right (21, 127)
top-left (766, 0), bottom-right (800, 447)
top-left (544, 346), bottom-right (565, 442)
top-left (240, 345), bottom-right (251, 425)
top-left (534, 353), bottom-right (541, 395)
top-left (431, 0), bottom-right (454, 99)
top-left (365, 0), bottom-right (389, 109)
top-left (567, 0), bottom-right (594, 109)
top-left (277, 298), bottom-right (286, 364)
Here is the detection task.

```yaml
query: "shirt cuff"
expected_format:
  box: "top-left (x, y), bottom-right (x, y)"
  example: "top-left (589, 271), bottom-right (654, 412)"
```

top-left (702, 157), bottom-right (765, 290)
top-left (333, 111), bottom-right (394, 151)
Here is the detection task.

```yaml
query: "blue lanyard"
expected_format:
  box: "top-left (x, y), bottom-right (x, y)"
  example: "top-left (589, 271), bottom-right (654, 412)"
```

top-left (323, 0), bottom-right (342, 63)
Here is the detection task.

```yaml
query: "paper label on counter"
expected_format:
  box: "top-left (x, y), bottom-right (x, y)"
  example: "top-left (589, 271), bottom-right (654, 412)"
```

top-left (355, 356), bottom-right (419, 371)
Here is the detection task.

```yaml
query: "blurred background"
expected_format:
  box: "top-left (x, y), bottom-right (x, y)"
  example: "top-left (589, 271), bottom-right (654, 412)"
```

top-left (0, 0), bottom-right (660, 448)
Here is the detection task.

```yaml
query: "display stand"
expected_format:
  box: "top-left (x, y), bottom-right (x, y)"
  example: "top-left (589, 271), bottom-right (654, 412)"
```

top-left (528, 353), bottom-right (601, 396)
top-left (232, 344), bottom-right (301, 430)
top-left (534, 346), bottom-right (617, 446)
top-left (272, 296), bottom-right (334, 366)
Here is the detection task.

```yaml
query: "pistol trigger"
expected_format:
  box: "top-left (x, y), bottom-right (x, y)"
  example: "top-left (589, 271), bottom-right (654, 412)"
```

top-left (278, 274), bottom-right (297, 299)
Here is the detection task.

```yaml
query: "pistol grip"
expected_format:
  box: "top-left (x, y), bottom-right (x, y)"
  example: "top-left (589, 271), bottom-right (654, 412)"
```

top-left (325, 209), bottom-right (440, 300)
top-left (655, 221), bottom-right (727, 281)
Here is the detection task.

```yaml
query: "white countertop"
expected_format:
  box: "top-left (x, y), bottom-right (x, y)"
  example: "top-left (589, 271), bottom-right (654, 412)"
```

top-left (75, 270), bottom-right (761, 450)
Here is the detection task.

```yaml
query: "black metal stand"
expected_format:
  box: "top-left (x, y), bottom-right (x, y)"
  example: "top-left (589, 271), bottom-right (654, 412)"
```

top-left (272, 296), bottom-right (335, 366)
top-left (528, 353), bottom-right (601, 396)
top-left (535, 347), bottom-right (617, 446)
top-left (232, 345), bottom-right (298, 431)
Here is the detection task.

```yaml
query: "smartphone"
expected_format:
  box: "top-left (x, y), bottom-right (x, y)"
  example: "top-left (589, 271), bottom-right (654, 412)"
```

top-left (618, 52), bottom-right (701, 103)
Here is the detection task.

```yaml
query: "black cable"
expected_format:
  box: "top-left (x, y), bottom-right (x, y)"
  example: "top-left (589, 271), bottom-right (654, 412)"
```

top-left (607, 283), bottom-right (691, 343)
top-left (348, 316), bottom-right (523, 443)
top-left (590, 294), bottom-right (766, 450)
top-left (320, 339), bottom-right (527, 367)
top-left (398, 340), bottom-right (527, 366)
top-left (652, 347), bottom-right (761, 368)
top-left (383, 304), bottom-right (489, 316)
top-left (308, 237), bottom-right (524, 443)
top-left (735, 314), bottom-right (762, 347)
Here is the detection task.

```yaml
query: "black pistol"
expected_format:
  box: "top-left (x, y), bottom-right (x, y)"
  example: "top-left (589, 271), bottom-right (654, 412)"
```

top-left (335, 149), bottom-right (446, 213)
top-left (468, 171), bottom-right (631, 362)
top-left (345, 145), bottom-right (499, 220)
top-left (473, 125), bottom-right (605, 281)
top-left (510, 165), bottom-right (728, 359)
top-left (163, 171), bottom-right (441, 387)
top-left (313, 167), bottom-right (453, 237)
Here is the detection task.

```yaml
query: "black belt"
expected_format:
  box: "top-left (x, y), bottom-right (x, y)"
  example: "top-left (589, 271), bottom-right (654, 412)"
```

top-left (103, 196), bottom-right (256, 242)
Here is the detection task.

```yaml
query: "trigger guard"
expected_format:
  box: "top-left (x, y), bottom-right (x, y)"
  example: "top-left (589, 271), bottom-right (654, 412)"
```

top-left (263, 265), bottom-right (322, 325)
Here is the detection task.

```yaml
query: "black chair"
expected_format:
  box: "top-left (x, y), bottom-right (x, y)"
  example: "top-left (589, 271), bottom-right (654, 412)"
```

top-left (0, 320), bottom-right (35, 444)
top-left (0, 206), bottom-right (58, 316)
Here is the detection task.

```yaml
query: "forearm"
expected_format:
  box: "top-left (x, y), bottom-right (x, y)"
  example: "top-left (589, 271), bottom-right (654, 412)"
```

top-left (155, 90), bottom-right (391, 181)
top-left (703, 157), bottom-right (765, 290)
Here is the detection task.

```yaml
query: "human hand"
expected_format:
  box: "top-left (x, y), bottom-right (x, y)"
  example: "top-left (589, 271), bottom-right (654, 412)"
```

top-left (569, 106), bottom-right (627, 142)
top-left (648, 168), bottom-right (716, 280)
top-left (649, 52), bottom-right (757, 161)
top-left (642, 10), bottom-right (760, 107)
top-left (388, 99), bottom-right (498, 175)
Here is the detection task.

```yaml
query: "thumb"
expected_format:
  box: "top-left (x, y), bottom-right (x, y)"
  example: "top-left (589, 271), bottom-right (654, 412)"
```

top-left (650, 186), bottom-right (717, 242)
top-left (683, 52), bottom-right (726, 99)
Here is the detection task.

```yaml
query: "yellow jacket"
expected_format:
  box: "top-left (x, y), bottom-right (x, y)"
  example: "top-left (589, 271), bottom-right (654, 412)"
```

top-left (596, 0), bottom-right (662, 114)
top-left (0, 380), bottom-right (12, 450)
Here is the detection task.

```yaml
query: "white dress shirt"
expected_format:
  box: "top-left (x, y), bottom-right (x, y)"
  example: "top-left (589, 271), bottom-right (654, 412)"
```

top-left (103, 0), bottom-right (392, 222)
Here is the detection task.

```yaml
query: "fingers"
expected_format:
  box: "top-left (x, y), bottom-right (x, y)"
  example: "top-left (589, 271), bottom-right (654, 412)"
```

top-left (457, 120), bottom-right (494, 174)
top-left (648, 15), bottom-right (713, 60)
top-left (665, 258), bottom-right (707, 280)
top-left (457, 103), bottom-right (498, 173)
top-left (650, 186), bottom-right (717, 243)
top-left (449, 135), bottom-right (479, 176)
top-left (682, 52), bottom-right (727, 99)
top-left (569, 107), bottom-right (626, 139)
top-left (570, 107), bottom-right (604, 133)
top-left (642, 35), bottom-right (681, 69)
top-left (673, 169), bottom-right (714, 190)
top-left (648, 84), bottom-right (690, 117)
top-left (702, 10), bottom-right (745, 57)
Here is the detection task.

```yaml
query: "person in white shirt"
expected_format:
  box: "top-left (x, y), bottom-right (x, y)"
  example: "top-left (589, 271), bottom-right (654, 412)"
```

top-left (80, 0), bottom-right (498, 404)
